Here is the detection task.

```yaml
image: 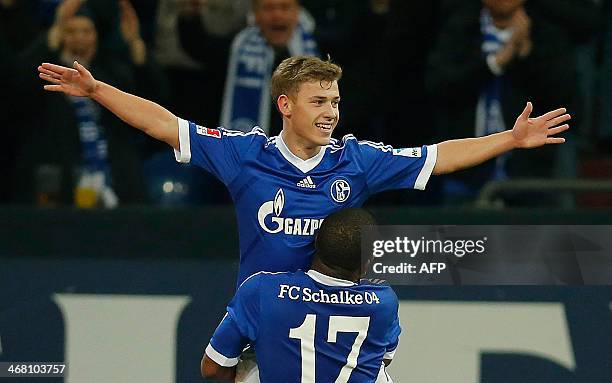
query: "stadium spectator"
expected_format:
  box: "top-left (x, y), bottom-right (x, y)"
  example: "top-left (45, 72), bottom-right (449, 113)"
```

top-left (426, 0), bottom-right (581, 204)
top-left (38, 54), bottom-right (570, 285)
top-left (180, 0), bottom-right (249, 38)
top-left (15, 0), bottom-right (167, 207)
top-left (156, 0), bottom-right (248, 126)
top-left (178, 0), bottom-right (318, 135)
top-left (201, 208), bottom-right (399, 382)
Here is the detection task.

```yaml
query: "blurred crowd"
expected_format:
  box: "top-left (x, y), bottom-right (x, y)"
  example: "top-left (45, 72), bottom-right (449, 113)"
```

top-left (1, 0), bottom-right (610, 207)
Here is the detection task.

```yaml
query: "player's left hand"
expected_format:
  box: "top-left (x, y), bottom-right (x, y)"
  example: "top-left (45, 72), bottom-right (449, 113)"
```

top-left (511, 102), bottom-right (570, 149)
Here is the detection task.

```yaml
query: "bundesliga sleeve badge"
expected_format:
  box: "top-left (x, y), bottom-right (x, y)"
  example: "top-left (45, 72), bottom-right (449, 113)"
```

top-left (196, 126), bottom-right (222, 139)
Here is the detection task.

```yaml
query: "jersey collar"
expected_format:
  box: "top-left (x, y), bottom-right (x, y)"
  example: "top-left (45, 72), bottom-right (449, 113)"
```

top-left (276, 132), bottom-right (327, 173)
top-left (307, 270), bottom-right (357, 287)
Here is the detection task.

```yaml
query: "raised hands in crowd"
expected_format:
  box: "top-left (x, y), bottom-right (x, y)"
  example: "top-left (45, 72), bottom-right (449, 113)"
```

top-left (47, 0), bottom-right (84, 51)
top-left (46, 0), bottom-right (146, 66)
top-left (119, 0), bottom-right (146, 65)
top-left (489, 2), bottom-right (533, 70)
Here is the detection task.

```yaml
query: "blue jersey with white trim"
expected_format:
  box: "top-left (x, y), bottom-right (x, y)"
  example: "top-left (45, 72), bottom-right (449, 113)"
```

top-left (175, 118), bottom-right (437, 285)
top-left (206, 270), bottom-right (401, 383)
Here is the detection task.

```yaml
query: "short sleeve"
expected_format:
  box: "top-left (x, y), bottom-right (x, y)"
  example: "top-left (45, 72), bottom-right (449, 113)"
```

top-left (173, 117), bottom-right (266, 185)
top-left (383, 294), bottom-right (401, 360)
top-left (206, 314), bottom-right (247, 367)
top-left (206, 273), bottom-right (262, 366)
top-left (359, 141), bottom-right (438, 194)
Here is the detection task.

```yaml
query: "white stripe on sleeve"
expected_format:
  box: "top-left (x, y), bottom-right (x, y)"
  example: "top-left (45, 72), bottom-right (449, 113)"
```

top-left (205, 343), bottom-right (240, 367)
top-left (174, 117), bottom-right (191, 163)
top-left (414, 144), bottom-right (438, 190)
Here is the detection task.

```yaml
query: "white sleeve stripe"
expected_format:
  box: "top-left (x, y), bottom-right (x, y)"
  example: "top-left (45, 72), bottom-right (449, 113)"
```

top-left (223, 127), bottom-right (267, 137)
top-left (238, 270), bottom-right (285, 289)
top-left (205, 344), bottom-right (240, 367)
top-left (384, 335), bottom-right (400, 360)
top-left (414, 144), bottom-right (438, 190)
top-left (174, 117), bottom-right (191, 163)
top-left (357, 140), bottom-right (394, 152)
top-left (384, 348), bottom-right (397, 360)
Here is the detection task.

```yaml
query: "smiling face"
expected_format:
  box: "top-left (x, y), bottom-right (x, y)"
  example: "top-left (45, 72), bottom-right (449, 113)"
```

top-left (284, 80), bottom-right (340, 147)
top-left (271, 56), bottom-right (343, 158)
top-left (253, 0), bottom-right (299, 47)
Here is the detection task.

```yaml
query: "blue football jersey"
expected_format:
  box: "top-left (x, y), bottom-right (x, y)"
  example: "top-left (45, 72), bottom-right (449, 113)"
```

top-left (175, 118), bottom-right (437, 285)
top-left (206, 270), bottom-right (401, 383)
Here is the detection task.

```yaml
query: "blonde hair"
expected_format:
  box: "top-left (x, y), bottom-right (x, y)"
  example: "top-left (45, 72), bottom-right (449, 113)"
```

top-left (271, 56), bottom-right (342, 102)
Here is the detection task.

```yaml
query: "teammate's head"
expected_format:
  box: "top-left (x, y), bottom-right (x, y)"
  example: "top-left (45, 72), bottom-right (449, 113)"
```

top-left (252, 0), bottom-right (300, 47)
top-left (313, 208), bottom-right (376, 281)
top-left (272, 56), bottom-right (343, 147)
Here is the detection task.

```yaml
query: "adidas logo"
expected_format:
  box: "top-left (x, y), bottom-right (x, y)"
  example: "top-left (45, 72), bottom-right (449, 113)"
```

top-left (297, 176), bottom-right (316, 189)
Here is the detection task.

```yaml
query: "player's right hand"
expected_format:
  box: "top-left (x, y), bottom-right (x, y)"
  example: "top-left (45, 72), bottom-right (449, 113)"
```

top-left (38, 61), bottom-right (97, 97)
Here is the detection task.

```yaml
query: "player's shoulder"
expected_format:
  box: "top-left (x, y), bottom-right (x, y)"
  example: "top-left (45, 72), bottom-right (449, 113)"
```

top-left (327, 134), bottom-right (394, 155)
top-left (356, 279), bottom-right (398, 303)
top-left (218, 126), bottom-right (276, 152)
top-left (220, 126), bottom-right (268, 141)
top-left (189, 121), bottom-right (268, 142)
top-left (359, 277), bottom-right (391, 287)
top-left (357, 279), bottom-right (394, 294)
top-left (239, 270), bottom-right (301, 288)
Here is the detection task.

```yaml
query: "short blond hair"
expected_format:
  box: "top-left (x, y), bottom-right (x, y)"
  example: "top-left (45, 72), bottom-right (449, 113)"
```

top-left (271, 56), bottom-right (342, 102)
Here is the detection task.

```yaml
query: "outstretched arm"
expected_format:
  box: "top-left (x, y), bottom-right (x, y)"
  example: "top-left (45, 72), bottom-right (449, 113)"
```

top-left (38, 61), bottom-right (179, 149)
top-left (433, 102), bottom-right (570, 175)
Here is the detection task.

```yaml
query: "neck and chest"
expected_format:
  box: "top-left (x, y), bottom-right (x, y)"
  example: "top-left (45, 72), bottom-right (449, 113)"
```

top-left (229, 136), bottom-right (370, 285)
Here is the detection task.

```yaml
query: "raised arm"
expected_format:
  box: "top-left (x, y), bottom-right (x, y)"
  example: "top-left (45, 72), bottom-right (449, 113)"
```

top-left (38, 61), bottom-right (179, 149)
top-left (433, 102), bottom-right (570, 175)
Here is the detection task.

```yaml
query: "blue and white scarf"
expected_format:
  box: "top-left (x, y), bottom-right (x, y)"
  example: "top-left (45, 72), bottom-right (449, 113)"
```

top-left (221, 15), bottom-right (318, 133)
top-left (69, 96), bottom-right (118, 208)
top-left (476, 10), bottom-right (513, 180)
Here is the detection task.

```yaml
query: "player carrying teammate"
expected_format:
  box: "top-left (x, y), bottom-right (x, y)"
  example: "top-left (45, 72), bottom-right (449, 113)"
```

top-left (38, 56), bottom-right (571, 287)
top-left (202, 208), bottom-right (398, 382)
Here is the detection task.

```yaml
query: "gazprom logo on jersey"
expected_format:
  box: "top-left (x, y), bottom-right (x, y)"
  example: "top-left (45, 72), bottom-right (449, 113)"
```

top-left (257, 189), bottom-right (324, 235)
